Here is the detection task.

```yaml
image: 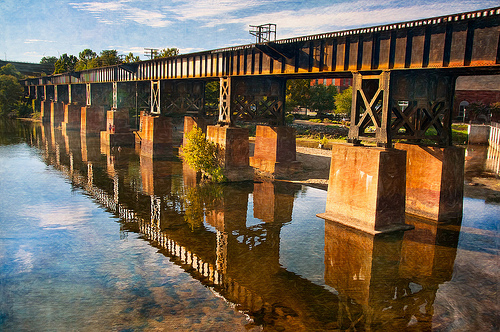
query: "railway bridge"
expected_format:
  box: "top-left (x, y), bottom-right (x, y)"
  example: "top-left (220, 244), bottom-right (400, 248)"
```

top-left (22, 7), bottom-right (500, 233)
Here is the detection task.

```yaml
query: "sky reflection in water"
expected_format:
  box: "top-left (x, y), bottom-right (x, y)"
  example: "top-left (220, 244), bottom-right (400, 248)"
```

top-left (0, 120), bottom-right (498, 331)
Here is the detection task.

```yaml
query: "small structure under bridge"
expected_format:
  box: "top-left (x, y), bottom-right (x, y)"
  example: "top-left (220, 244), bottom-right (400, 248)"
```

top-left (22, 7), bottom-right (500, 234)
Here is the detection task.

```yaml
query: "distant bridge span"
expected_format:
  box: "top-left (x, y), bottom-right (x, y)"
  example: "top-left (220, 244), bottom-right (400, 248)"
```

top-left (23, 6), bottom-right (500, 146)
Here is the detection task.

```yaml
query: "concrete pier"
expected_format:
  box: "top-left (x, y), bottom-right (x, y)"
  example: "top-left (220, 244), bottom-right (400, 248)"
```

top-left (183, 116), bottom-right (209, 145)
top-left (395, 143), bottom-right (465, 222)
top-left (138, 113), bottom-right (173, 159)
top-left (50, 102), bottom-right (64, 126)
top-left (318, 144), bottom-right (410, 234)
top-left (100, 109), bottom-right (134, 147)
top-left (81, 106), bottom-right (106, 136)
top-left (206, 125), bottom-right (254, 181)
top-left (249, 125), bottom-right (301, 177)
top-left (61, 103), bottom-right (81, 133)
top-left (40, 100), bottom-right (51, 124)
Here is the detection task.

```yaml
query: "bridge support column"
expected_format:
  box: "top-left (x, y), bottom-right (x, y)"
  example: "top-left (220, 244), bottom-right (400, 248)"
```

top-left (50, 102), bottom-right (64, 126)
top-left (62, 103), bottom-right (82, 133)
top-left (394, 143), bottom-right (464, 221)
top-left (138, 113), bottom-right (173, 159)
top-left (250, 125), bottom-right (301, 177)
top-left (183, 116), bottom-right (209, 145)
top-left (40, 100), bottom-right (51, 123)
top-left (318, 144), bottom-right (411, 234)
top-left (81, 106), bottom-right (107, 136)
top-left (101, 109), bottom-right (134, 147)
top-left (206, 125), bottom-right (254, 181)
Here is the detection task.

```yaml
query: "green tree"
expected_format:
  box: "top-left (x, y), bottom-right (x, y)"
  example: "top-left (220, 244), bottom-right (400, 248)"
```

top-left (54, 53), bottom-right (78, 74)
top-left (205, 80), bottom-right (219, 113)
top-left (40, 56), bottom-right (57, 65)
top-left (334, 86), bottom-right (352, 116)
top-left (0, 72), bottom-right (24, 116)
top-left (309, 83), bottom-right (337, 118)
top-left (286, 79), bottom-right (311, 112)
top-left (154, 48), bottom-right (179, 58)
top-left (99, 50), bottom-right (122, 66)
top-left (0, 63), bottom-right (21, 79)
top-left (75, 49), bottom-right (98, 71)
top-left (124, 52), bottom-right (140, 63)
top-left (181, 127), bottom-right (225, 182)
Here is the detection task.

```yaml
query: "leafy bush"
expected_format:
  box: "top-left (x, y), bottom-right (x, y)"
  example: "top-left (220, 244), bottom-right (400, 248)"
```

top-left (309, 118), bottom-right (322, 123)
top-left (285, 113), bottom-right (295, 124)
top-left (181, 127), bottom-right (226, 182)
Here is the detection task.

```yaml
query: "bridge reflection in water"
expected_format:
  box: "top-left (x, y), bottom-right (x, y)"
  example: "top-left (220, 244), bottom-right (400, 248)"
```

top-left (22, 121), bottom-right (486, 330)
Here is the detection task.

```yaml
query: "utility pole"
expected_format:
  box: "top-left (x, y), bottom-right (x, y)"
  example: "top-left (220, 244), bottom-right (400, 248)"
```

top-left (144, 48), bottom-right (159, 60)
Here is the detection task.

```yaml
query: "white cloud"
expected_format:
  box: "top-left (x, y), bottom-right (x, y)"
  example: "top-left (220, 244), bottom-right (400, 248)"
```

top-left (24, 39), bottom-right (56, 44)
top-left (178, 47), bottom-right (204, 54)
top-left (22, 204), bottom-right (92, 230)
top-left (164, 0), bottom-right (257, 21)
top-left (70, 1), bottom-right (171, 27)
top-left (208, 0), bottom-right (500, 39)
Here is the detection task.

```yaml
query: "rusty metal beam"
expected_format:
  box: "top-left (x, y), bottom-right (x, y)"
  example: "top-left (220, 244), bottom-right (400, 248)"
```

top-left (22, 7), bottom-right (499, 87)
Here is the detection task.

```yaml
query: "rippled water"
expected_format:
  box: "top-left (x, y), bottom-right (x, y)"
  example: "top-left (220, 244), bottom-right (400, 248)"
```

top-left (0, 119), bottom-right (498, 331)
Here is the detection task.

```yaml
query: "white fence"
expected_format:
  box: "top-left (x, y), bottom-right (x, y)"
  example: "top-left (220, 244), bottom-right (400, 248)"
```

top-left (489, 122), bottom-right (500, 148)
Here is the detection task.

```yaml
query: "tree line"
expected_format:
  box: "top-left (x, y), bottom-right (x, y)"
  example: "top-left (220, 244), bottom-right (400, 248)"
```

top-left (0, 64), bottom-right (31, 117)
top-left (286, 79), bottom-right (352, 118)
top-left (40, 48), bottom-right (179, 74)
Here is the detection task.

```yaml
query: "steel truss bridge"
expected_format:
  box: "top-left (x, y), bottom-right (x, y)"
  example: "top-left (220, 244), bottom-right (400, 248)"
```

top-left (23, 7), bottom-right (500, 147)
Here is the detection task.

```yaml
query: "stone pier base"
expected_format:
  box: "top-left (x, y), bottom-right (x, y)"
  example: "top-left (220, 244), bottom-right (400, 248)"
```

top-left (183, 116), bottom-right (209, 144)
top-left (206, 125), bottom-right (253, 181)
top-left (138, 114), bottom-right (173, 159)
top-left (41, 101), bottom-right (51, 124)
top-left (100, 110), bottom-right (134, 147)
top-left (317, 144), bottom-right (411, 234)
top-left (394, 143), bottom-right (465, 222)
top-left (50, 102), bottom-right (65, 126)
top-left (250, 125), bottom-right (302, 177)
top-left (81, 106), bottom-right (106, 136)
top-left (61, 104), bottom-right (81, 133)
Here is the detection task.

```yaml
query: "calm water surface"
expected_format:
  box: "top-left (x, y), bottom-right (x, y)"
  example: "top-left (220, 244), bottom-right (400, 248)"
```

top-left (0, 119), bottom-right (498, 331)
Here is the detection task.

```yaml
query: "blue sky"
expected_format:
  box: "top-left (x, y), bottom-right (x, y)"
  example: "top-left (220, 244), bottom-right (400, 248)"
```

top-left (1, 0), bottom-right (497, 63)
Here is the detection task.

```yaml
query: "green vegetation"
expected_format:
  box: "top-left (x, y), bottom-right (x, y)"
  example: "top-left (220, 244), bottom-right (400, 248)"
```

top-left (334, 86), bottom-right (352, 116)
top-left (154, 48), bottom-right (179, 58)
top-left (309, 83), bottom-right (337, 117)
top-left (452, 124), bottom-right (469, 145)
top-left (46, 47), bottom-right (180, 74)
top-left (54, 54), bottom-right (78, 74)
top-left (40, 56), bottom-right (57, 65)
top-left (181, 127), bottom-right (226, 182)
top-left (286, 80), bottom-right (353, 120)
top-left (0, 64), bottom-right (32, 117)
top-left (205, 80), bottom-right (220, 115)
top-left (466, 102), bottom-right (500, 122)
top-left (286, 79), bottom-right (337, 118)
top-left (124, 52), bottom-right (140, 63)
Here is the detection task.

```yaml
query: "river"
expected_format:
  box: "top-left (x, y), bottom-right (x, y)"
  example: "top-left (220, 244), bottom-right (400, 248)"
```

top-left (0, 119), bottom-right (498, 331)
